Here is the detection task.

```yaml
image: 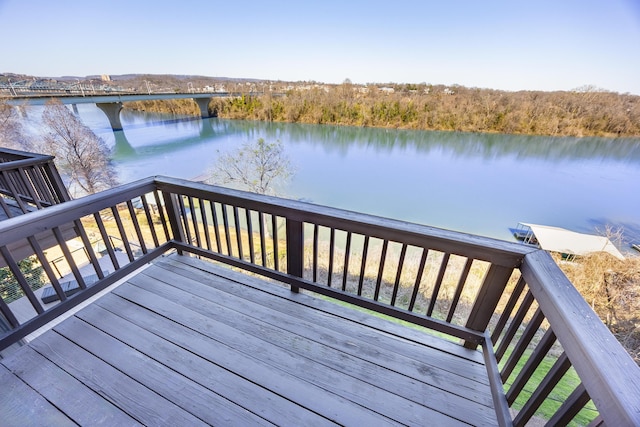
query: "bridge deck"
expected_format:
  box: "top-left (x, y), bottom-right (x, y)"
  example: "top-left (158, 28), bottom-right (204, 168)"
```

top-left (0, 254), bottom-right (498, 426)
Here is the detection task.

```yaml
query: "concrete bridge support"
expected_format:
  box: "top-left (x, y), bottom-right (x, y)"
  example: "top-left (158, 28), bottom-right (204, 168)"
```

top-left (96, 102), bottom-right (124, 131)
top-left (194, 97), bottom-right (212, 119)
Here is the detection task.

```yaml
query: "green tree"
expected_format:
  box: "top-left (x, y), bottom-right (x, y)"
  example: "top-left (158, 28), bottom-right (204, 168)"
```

top-left (207, 138), bottom-right (294, 195)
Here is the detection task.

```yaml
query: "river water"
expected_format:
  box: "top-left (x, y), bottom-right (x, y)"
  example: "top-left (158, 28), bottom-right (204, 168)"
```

top-left (47, 104), bottom-right (640, 249)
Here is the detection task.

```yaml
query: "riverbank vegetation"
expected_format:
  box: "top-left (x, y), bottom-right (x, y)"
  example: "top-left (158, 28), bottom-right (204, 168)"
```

top-left (123, 83), bottom-right (640, 137)
top-left (557, 252), bottom-right (640, 364)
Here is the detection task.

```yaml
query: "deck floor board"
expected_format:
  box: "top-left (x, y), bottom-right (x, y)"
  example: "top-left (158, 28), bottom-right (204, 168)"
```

top-left (135, 261), bottom-right (495, 422)
top-left (0, 254), bottom-right (499, 426)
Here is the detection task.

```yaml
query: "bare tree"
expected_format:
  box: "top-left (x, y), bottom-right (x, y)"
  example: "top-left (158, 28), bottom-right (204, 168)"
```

top-left (0, 98), bottom-right (26, 149)
top-left (35, 100), bottom-right (117, 195)
top-left (207, 138), bottom-right (294, 195)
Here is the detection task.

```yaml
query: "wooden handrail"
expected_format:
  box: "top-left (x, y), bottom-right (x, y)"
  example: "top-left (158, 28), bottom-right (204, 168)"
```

top-left (0, 148), bottom-right (69, 214)
top-left (0, 175), bottom-right (638, 425)
top-left (521, 250), bottom-right (640, 426)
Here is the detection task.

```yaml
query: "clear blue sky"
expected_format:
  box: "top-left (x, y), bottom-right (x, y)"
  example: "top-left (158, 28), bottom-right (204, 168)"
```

top-left (1, 0), bottom-right (639, 93)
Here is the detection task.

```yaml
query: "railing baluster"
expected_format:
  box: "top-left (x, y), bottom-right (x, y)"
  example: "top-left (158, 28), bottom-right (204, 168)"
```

top-left (16, 167), bottom-right (42, 209)
top-left (506, 329), bottom-right (557, 405)
top-left (199, 198), bottom-right (211, 251)
top-left (495, 290), bottom-right (535, 362)
top-left (127, 200), bottom-right (148, 255)
top-left (73, 219), bottom-right (104, 279)
top-left (210, 201), bottom-right (222, 253)
top-left (52, 226), bottom-right (86, 290)
top-left (312, 224), bottom-right (319, 282)
top-left (221, 204), bottom-right (233, 257)
top-left (546, 383), bottom-right (590, 426)
top-left (446, 257), bottom-right (473, 322)
top-left (111, 206), bottom-right (135, 262)
top-left (373, 239), bottom-right (389, 301)
top-left (42, 160), bottom-right (70, 202)
top-left (341, 232), bottom-right (352, 291)
top-left (327, 228), bottom-right (335, 287)
top-left (27, 167), bottom-right (51, 205)
top-left (0, 295), bottom-right (20, 329)
top-left (0, 170), bottom-right (29, 213)
top-left (427, 252), bottom-right (450, 316)
top-left (491, 276), bottom-right (527, 344)
top-left (177, 195), bottom-right (193, 246)
top-left (357, 235), bottom-right (369, 296)
top-left (141, 195), bottom-right (160, 248)
top-left (272, 215), bottom-right (279, 271)
top-left (153, 190), bottom-right (171, 242)
top-left (233, 206), bottom-right (243, 260)
top-left (38, 164), bottom-right (59, 203)
top-left (0, 196), bottom-right (14, 219)
top-left (501, 308), bottom-right (545, 382)
top-left (94, 212), bottom-right (120, 270)
top-left (390, 243), bottom-right (407, 306)
top-left (258, 211), bottom-right (267, 266)
top-left (408, 248), bottom-right (428, 312)
top-left (27, 236), bottom-right (66, 302)
top-left (513, 353), bottom-right (572, 427)
top-left (246, 209), bottom-right (255, 264)
top-left (587, 415), bottom-right (605, 426)
top-left (187, 197), bottom-right (201, 249)
top-left (0, 246), bottom-right (44, 314)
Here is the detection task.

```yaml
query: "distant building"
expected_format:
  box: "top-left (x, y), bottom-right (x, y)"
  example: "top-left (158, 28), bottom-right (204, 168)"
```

top-left (101, 75), bottom-right (111, 82)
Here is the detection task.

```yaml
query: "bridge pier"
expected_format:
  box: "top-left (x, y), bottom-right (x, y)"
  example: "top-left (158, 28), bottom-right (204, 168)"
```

top-left (96, 102), bottom-right (123, 131)
top-left (194, 97), bottom-right (212, 119)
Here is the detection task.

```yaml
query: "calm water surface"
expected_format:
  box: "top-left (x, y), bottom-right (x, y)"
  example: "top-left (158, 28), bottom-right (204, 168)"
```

top-left (62, 105), bottom-right (640, 248)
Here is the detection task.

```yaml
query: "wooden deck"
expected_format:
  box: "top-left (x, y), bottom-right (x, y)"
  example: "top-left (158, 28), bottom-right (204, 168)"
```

top-left (0, 254), bottom-right (499, 426)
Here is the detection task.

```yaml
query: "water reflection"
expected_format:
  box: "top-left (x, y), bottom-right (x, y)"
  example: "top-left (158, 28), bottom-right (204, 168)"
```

top-left (81, 110), bottom-right (639, 243)
top-left (115, 115), bottom-right (640, 164)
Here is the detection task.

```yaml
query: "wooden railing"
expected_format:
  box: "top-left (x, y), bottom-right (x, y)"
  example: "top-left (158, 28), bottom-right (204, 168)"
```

top-left (0, 176), bottom-right (638, 426)
top-left (0, 148), bottom-right (70, 218)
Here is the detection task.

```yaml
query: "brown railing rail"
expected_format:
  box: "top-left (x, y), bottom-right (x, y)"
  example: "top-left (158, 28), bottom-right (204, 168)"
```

top-left (0, 147), bottom-right (69, 218)
top-left (0, 176), bottom-right (638, 426)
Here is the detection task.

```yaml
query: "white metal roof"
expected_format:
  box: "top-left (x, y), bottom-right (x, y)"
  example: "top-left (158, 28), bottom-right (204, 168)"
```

top-left (519, 223), bottom-right (625, 260)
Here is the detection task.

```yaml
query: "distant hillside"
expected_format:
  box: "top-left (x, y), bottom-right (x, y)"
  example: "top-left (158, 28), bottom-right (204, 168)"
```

top-left (3, 73), bottom-right (639, 137)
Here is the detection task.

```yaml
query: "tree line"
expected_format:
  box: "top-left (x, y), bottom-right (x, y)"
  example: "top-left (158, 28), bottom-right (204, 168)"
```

top-left (124, 83), bottom-right (640, 137)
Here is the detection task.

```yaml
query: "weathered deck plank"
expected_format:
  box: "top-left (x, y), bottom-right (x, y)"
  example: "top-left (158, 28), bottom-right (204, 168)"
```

top-left (28, 332), bottom-right (209, 426)
top-left (77, 301), bottom-right (338, 426)
top-left (0, 254), bottom-right (499, 426)
top-left (0, 364), bottom-right (75, 427)
top-left (1, 346), bottom-right (140, 426)
top-left (106, 283), bottom-right (407, 426)
top-left (136, 260), bottom-right (496, 424)
top-left (169, 255), bottom-right (487, 364)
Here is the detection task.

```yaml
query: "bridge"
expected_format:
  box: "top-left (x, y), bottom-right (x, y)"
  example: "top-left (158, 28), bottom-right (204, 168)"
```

top-left (3, 91), bottom-right (248, 131)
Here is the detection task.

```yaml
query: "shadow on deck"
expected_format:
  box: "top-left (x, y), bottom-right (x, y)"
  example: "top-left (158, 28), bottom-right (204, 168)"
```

top-left (1, 254), bottom-right (497, 426)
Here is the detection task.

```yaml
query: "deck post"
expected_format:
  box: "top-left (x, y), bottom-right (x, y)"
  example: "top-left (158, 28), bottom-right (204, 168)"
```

top-left (285, 218), bottom-right (303, 293)
top-left (463, 264), bottom-right (513, 349)
top-left (162, 191), bottom-right (187, 255)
